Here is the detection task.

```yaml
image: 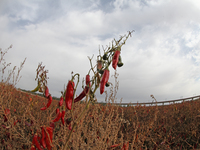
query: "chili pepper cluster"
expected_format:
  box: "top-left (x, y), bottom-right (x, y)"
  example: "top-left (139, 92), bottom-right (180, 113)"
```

top-left (98, 45), bottom-right (124, 94)
top-left (31, 127), bottom-right (53, 150)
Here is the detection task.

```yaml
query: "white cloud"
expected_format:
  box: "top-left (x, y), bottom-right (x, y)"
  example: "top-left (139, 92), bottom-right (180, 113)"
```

top-left (1, 0), bottom-right (200, 103)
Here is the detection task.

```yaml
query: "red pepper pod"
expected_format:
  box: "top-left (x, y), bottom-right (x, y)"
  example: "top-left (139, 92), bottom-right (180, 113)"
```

top-left (61, 111), bottom-right (65, 125)
top-left (86, 74), bottom-right (91, 87)
top-left (14, 120), bottom-right (18, 126)
top-left (112, 50), bottom-right (120, 70)
top-left (100, 69), bottom-right (110, 94)
top-left (32, 134), bottom-right (43, 150)
top-left (56, 108), bottom-right (59, 114)
top-left (45, 127), bottom-right (53, 150)
top-left (46, 95), bottom-right (52, 108)
top-left (65, 81), bottom-right (75, 110)
top-left (45, 86), bottom-right (49, 98)
top-left (110, 143), bottom-right (121, 148)
top-left (52, 109), bottom-right (62, 122)
top-left (40, 106), bottom-right (47, 110)
top-left (40, 127), bottom-right (46, 149)
top-left (74, 86), bottom-right (89, 103)
top-left (59, 96), bottom-right (63, 106)
top-left (5, 108), bottom-right (10, 115)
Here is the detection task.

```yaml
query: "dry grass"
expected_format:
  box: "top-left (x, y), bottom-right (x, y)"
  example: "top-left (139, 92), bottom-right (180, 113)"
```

top-left (1, 79), bottom-right (200, 149)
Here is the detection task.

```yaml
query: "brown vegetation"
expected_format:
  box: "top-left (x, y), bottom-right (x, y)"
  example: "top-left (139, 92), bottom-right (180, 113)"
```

top-left (1, 82), bottom-right (200, 149)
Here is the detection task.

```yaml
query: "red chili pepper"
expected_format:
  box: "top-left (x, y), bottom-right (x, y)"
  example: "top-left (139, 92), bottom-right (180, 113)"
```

top-left (40, 95), bottom-right (52, 110)
top-left (74, 86), bottom-right (89, 103)
top-left (40, 106), bottom-right (47, 110)
top-left (74, 75), bottom-right (90, 103)
top-left (100, 69), bottom-right (109, 94)
top-left (110, 143), bottom-right (121, 148)
top-left (40, 127), bottom-right (46, 149)
top-left (59, 96), bottom-right (63, 106)
top-left (112, 50), bottom-right (120, 70)
top-left (32, 134), bottom-right (43, 150)
top-left (125, 142), bottom-right (129, 150)
top-left (56, 108), bottom-right (59, 114)
top-left (86, 74), bottom-right (91, 87)
top-left (65, 81), bottom-right (74, 110)
top-left (52, 109), bottom-right (62, 122)
top-left (61, 110), bottom-right (65, 125)
top-left (45, 86), bottom-right (49, 98)
top-left (46, 95), bottom-right (52, 108)
top-left (14, 120), bottom-right (18, 126)
top-left (45, 127), bottom-right (53, 150)
top-left (5, 108), bottom-right (10, 115)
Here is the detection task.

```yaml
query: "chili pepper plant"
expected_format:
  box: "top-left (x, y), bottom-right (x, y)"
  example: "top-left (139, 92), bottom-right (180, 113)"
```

top-left (28, 31), bottom-right (134, 149)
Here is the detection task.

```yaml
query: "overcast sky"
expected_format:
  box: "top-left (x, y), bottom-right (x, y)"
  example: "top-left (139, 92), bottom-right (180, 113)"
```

top-left (1, 0), bottom-right (200, 103)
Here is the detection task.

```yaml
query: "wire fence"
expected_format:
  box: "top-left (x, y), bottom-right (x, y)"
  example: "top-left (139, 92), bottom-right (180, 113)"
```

top-left (97, 95), bottom-right (200, 107)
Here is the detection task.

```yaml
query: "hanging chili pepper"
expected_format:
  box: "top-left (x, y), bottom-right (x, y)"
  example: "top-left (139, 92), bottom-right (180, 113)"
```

top-left (46, 95), bottom-right (52, 108)
top-left (74, 86), bottom-right (89, 103)
top-left (59, 96), bottom-right (63, 106)
top-left (56, 108), bottom-right (59, 114)
top-left (100, 69), bottom-right (109, 94)
top-left (61, 110), bottom-right (65, 125)
top-left (40, 127), bottom-right (46, 149)
top-left (112, 50), bottom-right (120, 70)
top-left (86, 74), bottom-right (91, 87)
top-left (65, 80), bottom-right (75, 110)
top-left (52, 109), bottom-right (62, 122)
top-left (32, 134), bottom-right (43, 150)
top-left (45, 86), bottom-right (49, 98)
top-left (40, 95), bottom-right (52, 110)
top-left (40, 102), bottom-right (47, 110)
top-left (45, 127), bottom-right (53, 150)
top-left (74, 75), bottom-right (90, 103)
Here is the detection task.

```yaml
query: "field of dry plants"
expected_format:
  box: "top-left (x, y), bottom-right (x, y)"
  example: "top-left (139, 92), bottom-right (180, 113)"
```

top-left (1, 33), bottom-right (200, 149)
top-left (1, 80), bottom-right (200, 150)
